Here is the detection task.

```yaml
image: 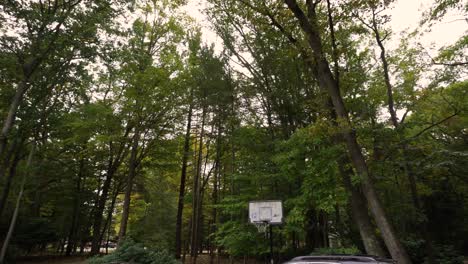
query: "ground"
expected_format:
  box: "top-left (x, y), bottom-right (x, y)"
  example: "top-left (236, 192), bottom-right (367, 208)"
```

top-left (17, 256), bottom-right (87, 264)
top-left (15, 255), bottom-right (263, 264)
top-left (15, 255), bottom-right (468, 264)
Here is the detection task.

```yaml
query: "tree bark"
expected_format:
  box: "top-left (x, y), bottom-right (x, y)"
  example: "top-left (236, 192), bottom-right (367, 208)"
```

top-left (90, 169), bottom-right (115, 255)
top-left (90, 137), bottom-right (129, 255)
top-left (0, 140), bottom-right (21, 218)
top-left (100, 182), bottom-right (121, 250)
top-left (118, 128), bottom-right (140, 245)
top-left (0, 143), bottom-right (34, 264)
top-left (283, 1), bottom-right (411, 263)
top-left (190, 107), bottom-right (206, 264)
top-left (210, 122), bottom-right (221, 264)
top-left (370, 16), bottom-right (399, 128)
top-left (66, 157), bottom-right (85, 256)
top-left (0, 81), bottom-right (29, 167)
top-left (340, 163), bottom-right (385, 256)
top-left (175, 98), bottom-right (193, 259)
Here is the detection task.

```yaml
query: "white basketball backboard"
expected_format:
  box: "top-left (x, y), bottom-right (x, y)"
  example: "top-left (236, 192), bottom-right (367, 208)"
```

top-left (249, 200), bottom-right (283, 225)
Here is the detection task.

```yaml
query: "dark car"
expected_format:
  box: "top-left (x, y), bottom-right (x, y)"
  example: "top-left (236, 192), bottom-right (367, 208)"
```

top-left (282, 255), bottom-right (396, 263)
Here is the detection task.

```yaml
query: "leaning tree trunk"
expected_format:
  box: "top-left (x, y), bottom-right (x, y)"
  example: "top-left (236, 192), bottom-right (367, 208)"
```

top-left (118, 128), bottom-right (140, 245)
top-left (175, 94), bottom-right (194, 259)
top-left (283, 1), bottom-right (411, 263)
top-left (0, 143), bottom-right (35, 264)
top-left (0, 80), bottom-right (29, 170)
top-left (0, 141), bottom-right (22, 218)
top-left (340, 163), bottom-right (386, 256)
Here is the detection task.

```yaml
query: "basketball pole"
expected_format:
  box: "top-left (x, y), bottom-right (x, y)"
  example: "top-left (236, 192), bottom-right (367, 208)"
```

top-left (269, 224), bottom-right (273, 264)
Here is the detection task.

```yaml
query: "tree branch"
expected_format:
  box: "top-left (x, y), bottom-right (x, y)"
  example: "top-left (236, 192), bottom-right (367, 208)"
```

top-left (408, 112), bottom-right (459, 140)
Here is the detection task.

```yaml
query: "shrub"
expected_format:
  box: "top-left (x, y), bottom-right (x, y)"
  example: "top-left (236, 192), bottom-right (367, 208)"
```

top-left (403, 238), bottom-right (463, 264)
top-left (311, 246), bottom-right (360, 255)
top-left (88, 239), bottom-right (180, 264)
top-left (403, 238), bottom-right (426, 263)
top-left (431, 244), bottom-right (464, 264)
top-left (215, 221), bottom-right (259, 257)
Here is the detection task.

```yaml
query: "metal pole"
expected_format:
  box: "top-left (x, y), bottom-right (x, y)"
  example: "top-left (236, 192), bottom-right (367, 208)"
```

top-left (269, 224), bottom-right (273, 264)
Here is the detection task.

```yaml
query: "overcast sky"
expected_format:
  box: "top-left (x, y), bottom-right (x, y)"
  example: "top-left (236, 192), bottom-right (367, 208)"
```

top-left (180, 0), bottom-right (467, 55)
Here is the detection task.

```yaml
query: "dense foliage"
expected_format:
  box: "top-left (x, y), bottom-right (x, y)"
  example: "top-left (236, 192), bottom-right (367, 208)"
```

top-left (0, 0), bottom-right (466, 264)
top-left (89, 239), bottom-right (180, 264)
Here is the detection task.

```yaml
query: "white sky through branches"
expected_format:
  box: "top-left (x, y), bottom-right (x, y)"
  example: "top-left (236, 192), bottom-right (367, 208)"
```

top-left (181, 0), bottom-right (467, 56)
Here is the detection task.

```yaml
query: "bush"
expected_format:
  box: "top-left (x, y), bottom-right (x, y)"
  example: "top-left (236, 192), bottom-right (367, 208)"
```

top-left (403, 238), bottom-right (426, 263)
top-left (403, 238), bottom-right (463, 264)
top-left (431, 244), bottom-right (464, 264)
top-left (311, 247), bottom-right (360, 255)
top-left (88, 239), bottom-right (180, 264)
top-left (215, 221), bottom-right (259, 257)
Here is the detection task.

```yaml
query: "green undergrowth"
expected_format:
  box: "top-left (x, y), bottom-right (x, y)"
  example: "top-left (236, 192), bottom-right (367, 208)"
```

top-left (88, 239), bottom-right (179, 264)
top-left (311, 247), bottom-right (361, 255)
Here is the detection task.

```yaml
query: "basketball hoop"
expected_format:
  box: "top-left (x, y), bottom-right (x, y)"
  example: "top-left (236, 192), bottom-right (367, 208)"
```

top-left (249, 200), bottom-right (283, 264)
top-left (254, 221), bottom-right (269, 234)
top-left (249, 200), bottom-right (283, 225)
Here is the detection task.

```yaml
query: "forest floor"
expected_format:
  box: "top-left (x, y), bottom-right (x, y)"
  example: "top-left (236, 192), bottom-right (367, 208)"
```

top-left (17, 255), bottom-right (468, 264)
top-left (15, 254), bottom-right (266, 264)
top-left (16, 256), bottom-right (87, 264)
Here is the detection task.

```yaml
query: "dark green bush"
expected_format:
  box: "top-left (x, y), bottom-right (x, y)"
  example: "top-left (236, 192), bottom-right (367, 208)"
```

top-left (403, 238), bottom-right (426, 263)
top-left (403, 238), bottom-right (463, 264)
top-left (88, 239), bottom-right (180, 264)
top-left (311, 247), bottom-right (360, 255)
top-left (431, 244), bottom-right (464, 264)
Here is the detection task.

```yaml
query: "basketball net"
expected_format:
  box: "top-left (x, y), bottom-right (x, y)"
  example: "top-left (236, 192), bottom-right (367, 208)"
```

top-left (254, 221), bottom-right (269, 234)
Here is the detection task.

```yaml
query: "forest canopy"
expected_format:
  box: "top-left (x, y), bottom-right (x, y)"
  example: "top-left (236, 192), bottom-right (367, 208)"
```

top-left (0, 0), bottom-right (467, 264)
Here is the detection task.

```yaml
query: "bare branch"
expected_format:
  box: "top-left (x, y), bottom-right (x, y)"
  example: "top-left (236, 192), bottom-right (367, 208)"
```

top-left (400, 109), bottom-right (410, 125)
top-left (408, 112), bottom-right (459, 140)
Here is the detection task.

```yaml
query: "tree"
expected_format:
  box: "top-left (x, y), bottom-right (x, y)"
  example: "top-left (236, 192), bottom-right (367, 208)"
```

top-left (0, 0), bottom-right (122, 168)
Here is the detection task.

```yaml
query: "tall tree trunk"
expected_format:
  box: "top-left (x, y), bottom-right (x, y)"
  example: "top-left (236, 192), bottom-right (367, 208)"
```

top-left (91, 170), bottom-right (114, 255)
top-left (101, 182), bottom-right (121, 245)
top-left (190, 107), bottom-right (206, 263)
top-left (196, 190), bottom-right (204, 256)
top-left (210, 123), bottom-right (221, 264)
top-left (283, 2), bottom-right (411, 263)
top-left (118, 128), bottom-right (140, 245)
top-left (66, 157), bottom-right (85, 256)
top-left (176, 95), bottom-right (194, 259)
top-left (91, 130), bottom-right (130, 255)
top-left (0, 143), bottom-right (35, 264)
